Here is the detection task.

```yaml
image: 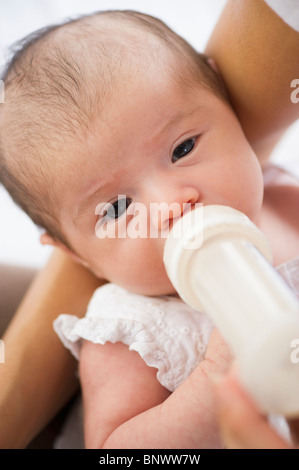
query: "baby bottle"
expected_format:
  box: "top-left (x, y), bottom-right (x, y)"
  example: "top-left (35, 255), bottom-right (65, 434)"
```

top-left (163, 204), bottom-right (299, 416)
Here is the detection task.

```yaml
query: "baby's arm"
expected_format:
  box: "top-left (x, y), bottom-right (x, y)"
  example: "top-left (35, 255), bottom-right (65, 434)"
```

top-left (80, 329), bottom-right (232, 449)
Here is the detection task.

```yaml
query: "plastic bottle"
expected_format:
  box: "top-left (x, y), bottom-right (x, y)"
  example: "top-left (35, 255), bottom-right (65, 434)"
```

top-left (163, 204), bottom-right (299, 416)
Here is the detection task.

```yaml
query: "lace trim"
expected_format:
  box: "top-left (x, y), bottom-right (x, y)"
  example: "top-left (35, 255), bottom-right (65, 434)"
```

top-left (53, 312), bottom-right (211, 392)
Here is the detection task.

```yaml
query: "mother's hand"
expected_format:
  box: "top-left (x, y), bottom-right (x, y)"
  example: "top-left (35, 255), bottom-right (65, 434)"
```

top-left (216, 372), bottom-right (299, 449)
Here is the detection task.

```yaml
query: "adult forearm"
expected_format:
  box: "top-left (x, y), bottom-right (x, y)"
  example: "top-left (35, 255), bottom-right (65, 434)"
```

top-left (205, 0), bottom-right (299, 162)
top-left (0, 249), bottom-right (104, 448)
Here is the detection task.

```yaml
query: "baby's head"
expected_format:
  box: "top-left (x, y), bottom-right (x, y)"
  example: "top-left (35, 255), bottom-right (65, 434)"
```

top-left (0, 10), bottom-right (264, 295)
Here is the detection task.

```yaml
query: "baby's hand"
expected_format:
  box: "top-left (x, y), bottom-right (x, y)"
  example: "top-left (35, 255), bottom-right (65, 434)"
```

top-left (201, 328), bottom-right (235, 382)
top-left (164, 328), bottom-right (235, 448)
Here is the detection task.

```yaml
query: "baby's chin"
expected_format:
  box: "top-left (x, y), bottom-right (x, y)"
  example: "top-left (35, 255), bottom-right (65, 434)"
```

top-left (111, 276), bottom-right (177, 298)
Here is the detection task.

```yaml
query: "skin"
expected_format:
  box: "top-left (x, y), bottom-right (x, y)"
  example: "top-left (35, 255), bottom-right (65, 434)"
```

top-left (37, 69), bottom-right (264, 447)
top-left (0, 0), bottom-right (298, 448)
top-left (42, 71), bottom-right (264, 296)
top-left (205, 0), bottom-right (299, 447)
top-left (205, 0), bottom-right (299, 163)
top-left (38, 37), bottom-right (298, 448)
top-left (215, 372), bottom-right (296, 449)
top-left (0, 250), bottom-right (103, 448)
top-left (79, 329), bottom-right (233, 449)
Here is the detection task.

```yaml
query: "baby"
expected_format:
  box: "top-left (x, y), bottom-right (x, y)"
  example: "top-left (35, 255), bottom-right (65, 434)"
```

top-left (0, 10), bottom-right (292, 448)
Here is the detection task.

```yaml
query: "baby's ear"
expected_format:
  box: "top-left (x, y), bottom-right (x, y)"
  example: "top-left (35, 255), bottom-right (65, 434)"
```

top-left (206, 57), bottom-right (219, 73)
top-left (39, 232), bottom-right (57, 247)
top-left (39, 232), bottom-right (90, 268)
top-left (40, 231), bottom-right (71, 254)
top-left (205, 56), bottom-right (229, 100)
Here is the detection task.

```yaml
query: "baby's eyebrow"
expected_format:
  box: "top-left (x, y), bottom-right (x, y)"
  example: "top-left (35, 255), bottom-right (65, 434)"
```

top-left (154, 104), bottom-right (206, 142)
top-left (73, 182), bottom-right (110, 229)
top-left (72, 103), bottom-right (206, 229)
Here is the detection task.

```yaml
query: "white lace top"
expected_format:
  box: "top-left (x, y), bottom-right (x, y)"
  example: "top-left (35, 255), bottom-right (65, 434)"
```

top-left (54, 284), bottom-right (214, 391)
top-left (53, 257), bottom-right (299, 393)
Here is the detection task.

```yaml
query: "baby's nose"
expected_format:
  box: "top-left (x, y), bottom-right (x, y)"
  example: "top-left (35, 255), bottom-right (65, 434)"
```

top-left (149, 187), bottom-right (200, 234)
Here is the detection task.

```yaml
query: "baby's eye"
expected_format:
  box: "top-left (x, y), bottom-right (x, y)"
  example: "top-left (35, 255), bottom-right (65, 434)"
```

top-left (103, 197), bottom-right (132, 220)
top-left (172, 137), bottom-right (196, 163)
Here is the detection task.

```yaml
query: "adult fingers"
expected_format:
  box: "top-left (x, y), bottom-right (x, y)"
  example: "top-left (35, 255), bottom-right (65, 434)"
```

top-left (216, 374), bottom-right (291, 449)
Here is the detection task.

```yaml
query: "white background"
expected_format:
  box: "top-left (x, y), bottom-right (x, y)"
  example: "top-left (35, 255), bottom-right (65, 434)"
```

top-left (0, 0), bottom-right (298, 269)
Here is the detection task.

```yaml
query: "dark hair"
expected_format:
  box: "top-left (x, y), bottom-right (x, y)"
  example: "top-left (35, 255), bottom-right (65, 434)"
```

top-left (0, 10), bottom-right (227, 250)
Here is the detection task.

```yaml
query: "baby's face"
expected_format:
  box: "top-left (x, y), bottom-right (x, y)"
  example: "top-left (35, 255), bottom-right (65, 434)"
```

top-left (57, 73), bottom-right (264, 295)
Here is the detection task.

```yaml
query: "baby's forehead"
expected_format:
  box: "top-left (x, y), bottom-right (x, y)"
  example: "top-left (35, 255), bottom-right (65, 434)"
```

top-left (2, 11), bottom-right (204, 188)
top-left (36, 14), bottom-right (175, 109)
top-left (44, 13), bottom-right (170, 60)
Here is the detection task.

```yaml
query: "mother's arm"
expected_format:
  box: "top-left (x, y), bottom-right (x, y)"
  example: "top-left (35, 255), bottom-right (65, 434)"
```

top-left (0, 248), bottom-right (104, 448)
top-left (205, 0), bottom-right (299, 163)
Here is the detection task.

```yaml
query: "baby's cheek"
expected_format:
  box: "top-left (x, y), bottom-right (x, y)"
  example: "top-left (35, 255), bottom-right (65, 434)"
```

top-left (122, 261), bottom-right (175, 296)
top-left (90, 237), bottom-right (173, 295)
